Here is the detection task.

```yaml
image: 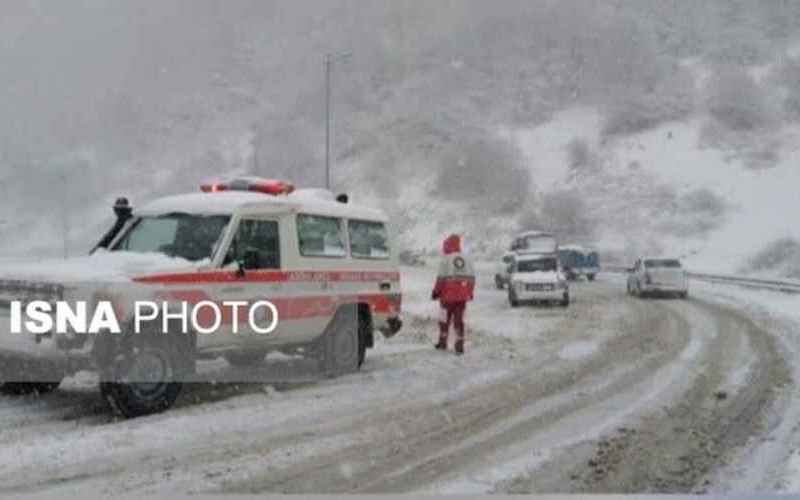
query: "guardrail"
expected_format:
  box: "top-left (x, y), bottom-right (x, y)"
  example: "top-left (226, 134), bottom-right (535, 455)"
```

top-left (687, 272), bottom-right (800, 294)
top-left (601, 266), bottom-right (800, 295)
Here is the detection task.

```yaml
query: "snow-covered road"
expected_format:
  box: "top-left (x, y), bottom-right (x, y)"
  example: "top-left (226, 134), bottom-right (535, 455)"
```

top-left (0, 266), bottom-right (798, 495)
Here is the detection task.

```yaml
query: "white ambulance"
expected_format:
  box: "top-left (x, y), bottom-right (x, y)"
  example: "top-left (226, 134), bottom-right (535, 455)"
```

top-left (0, 177), bottom-right (403, 417)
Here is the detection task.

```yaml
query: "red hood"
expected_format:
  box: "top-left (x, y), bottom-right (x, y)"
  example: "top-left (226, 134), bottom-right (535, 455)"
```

top-left (442, 234), bottom-right (461, 255)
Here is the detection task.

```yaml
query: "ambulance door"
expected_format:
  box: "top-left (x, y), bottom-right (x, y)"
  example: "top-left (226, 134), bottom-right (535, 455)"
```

top-left (294, 213), bottom-right (349, 344)
top-left (218, 216), bottom-right (283, 348)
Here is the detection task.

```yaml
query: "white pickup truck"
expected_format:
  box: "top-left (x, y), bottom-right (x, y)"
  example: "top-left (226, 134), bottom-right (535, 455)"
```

top-left (507, 254), bottom-right (570, 307)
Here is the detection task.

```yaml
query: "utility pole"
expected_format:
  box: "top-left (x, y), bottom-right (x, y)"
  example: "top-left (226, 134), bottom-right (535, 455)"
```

top-left (58, 171), bottom-right (69, 259)
top-left (324, 52), bottom-right (352, 190)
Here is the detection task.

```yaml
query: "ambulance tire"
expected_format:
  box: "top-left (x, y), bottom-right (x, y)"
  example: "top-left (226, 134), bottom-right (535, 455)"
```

top-left (316, 305), bottom-right (361, 377)
top-left (224, 350), bottom-right (268, 368)
top-left (560, 292), bottom-right (570, 308)
top-left (357, 305), bottom-right (371, 368)
top-left (358, 332), bottom-right (367, 368)
top-left (587, 274), bottom-right (596, 281)
top-left (495, 275), bottom-right (505, 290)
top-left (100, 327), bottom-right (192, 418)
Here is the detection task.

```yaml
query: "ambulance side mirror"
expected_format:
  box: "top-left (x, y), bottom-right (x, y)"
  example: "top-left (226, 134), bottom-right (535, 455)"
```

top-left (241, 248), bottom-right (260, 271)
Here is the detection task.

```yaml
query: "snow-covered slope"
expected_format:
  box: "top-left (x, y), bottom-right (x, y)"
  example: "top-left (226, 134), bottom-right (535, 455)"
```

top-left (512, 107), bottom-right (800, 275)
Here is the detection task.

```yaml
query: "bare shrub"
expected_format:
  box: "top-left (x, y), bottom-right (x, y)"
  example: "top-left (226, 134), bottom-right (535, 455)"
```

top-left (527, 189), bottom-right (595, 242)
top-left (745, 238), bottom-right (800, 278)
top-left (516, 207), bottom-right (542, 233)
top-left (680, 188), bottom-right (727, 219)
top-left (565, 137), bottom-right (599, 183)
top-left (706, 65), bottom-right (774, 132)
top-left (769, 56), bottom-right (800, 122)
top-left (433, 134), bottom-right (531, 216)
top-left (601, 67), bottom-right (695, 137)
top-left (659, 188), bottom-right (729, 238)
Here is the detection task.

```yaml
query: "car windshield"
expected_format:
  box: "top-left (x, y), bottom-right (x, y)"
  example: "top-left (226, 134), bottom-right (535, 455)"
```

top-left (645, 259), bottom-right (682, 269)
top-left (517, 258), bottom-right (557, 272)
top-left (113, 213), bottom-right (231, 262)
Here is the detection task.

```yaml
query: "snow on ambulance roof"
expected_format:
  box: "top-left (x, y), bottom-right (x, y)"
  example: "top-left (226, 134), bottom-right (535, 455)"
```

top-left (137, 189), bottom-right (387, 221)
top-left (559, 244), bottom-right (586, 252)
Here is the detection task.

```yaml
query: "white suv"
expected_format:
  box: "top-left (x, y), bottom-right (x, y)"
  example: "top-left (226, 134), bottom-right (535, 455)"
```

top-left (507, 254), bottom-right (569, 307)
top-left (627, 257), bottom-right (689, 298)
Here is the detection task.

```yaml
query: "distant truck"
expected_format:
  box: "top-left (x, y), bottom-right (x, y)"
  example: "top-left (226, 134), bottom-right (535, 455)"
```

top-left (558, 245), bottom-right (599, 281)
top-left (510, 231), bottom-right (558, 255)
top-left (494, 231), bottom-right (559, 290)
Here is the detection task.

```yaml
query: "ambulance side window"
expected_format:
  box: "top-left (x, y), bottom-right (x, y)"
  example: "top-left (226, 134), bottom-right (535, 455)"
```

top-left (226, 219), bottom-right (280, 269)
top-left (348, 220), bottom-right (389, 259)
top-left (297, 214), bottom-right (346, 258)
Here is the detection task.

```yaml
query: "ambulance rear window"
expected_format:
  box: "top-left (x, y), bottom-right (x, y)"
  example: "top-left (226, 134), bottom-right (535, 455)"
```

top-left (297, 214), bottom-right (346, 258)
top-left (348, 220), bottom-right (389, 260)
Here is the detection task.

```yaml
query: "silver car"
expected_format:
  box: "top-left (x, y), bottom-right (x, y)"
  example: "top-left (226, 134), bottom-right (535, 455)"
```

top-left (627, 257), bottom-right (689, 299)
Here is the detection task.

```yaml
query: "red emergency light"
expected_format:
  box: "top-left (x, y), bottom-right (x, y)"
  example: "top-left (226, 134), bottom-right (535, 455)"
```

top-left (201, 177), bottom-right (295, 195)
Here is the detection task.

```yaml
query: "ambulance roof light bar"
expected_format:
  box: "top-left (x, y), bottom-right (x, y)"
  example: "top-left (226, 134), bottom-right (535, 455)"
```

top-left (200, 177), bottom-right (295, 195)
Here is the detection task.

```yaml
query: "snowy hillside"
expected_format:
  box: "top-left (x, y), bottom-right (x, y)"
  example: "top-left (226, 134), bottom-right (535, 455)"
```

top-left (513, 108), bottom-right (800, 275)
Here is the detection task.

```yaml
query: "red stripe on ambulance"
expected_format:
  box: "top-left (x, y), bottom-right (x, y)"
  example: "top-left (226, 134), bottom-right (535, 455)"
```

top-left (152, 290), bottom-right (400, 329)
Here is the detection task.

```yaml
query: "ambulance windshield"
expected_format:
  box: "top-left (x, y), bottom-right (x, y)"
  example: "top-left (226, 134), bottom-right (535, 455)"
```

top-left (112, 213), bottom-right (231, 262)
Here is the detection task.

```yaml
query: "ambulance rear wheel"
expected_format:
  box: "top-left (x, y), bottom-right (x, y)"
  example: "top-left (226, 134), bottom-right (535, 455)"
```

top-left (315, 305), bottom-right (362, 376)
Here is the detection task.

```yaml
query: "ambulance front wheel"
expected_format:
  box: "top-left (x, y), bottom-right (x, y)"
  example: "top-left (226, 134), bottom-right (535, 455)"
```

top-left (99, 328), bottom-right (193, 418)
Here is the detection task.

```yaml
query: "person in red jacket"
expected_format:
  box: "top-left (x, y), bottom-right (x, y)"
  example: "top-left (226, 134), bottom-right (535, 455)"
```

top-left (431, 234), bottom-right (476, 355)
